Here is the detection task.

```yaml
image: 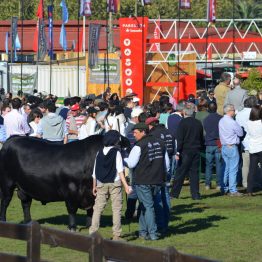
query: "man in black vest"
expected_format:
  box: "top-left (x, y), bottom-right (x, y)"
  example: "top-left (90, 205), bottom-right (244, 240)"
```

top-left (89, 130), bottom-right (131, 241)
top-left (146, 117), bottom-right (174, 234)
top-left (124, 123), bottom-right (169, 240)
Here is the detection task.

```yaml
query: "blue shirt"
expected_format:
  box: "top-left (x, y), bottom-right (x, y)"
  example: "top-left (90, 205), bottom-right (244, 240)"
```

top-left (0, 124), bottom-right (7, 143)
top-left (219, 115), bottom-right (243, 145)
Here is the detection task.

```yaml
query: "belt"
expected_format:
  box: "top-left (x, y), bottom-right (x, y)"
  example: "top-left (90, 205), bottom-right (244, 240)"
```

top-left (226, 144), bottom-right (235, 147)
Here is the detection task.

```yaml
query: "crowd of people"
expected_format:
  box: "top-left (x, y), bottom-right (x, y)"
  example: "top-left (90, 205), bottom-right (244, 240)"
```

top-left (0, 74), bottom-right (261, 240)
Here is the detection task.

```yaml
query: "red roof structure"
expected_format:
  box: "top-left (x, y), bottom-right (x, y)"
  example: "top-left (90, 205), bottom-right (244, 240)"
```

top-left (0, 19), bottom-right (261, 58)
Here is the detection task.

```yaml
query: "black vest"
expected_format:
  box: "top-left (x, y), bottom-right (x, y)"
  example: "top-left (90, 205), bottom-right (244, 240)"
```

top-left (95, 147), bottom-right (118, 183)
top-left (149, 124), bottom-right (175, 157)
top-left (133, 135), bottom-right (166, 185)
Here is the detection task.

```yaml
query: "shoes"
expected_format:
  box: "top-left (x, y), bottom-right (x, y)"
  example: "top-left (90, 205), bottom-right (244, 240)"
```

top-left (229, 192), bottom-right (243, 197)
top-left (192, 195), bottom-right (201, 200)
top-left (112, 236), bottom-right (126, 241)
top-left (247, 192), bottom-right (255, 197)
top-left (145, 235), bottom-right (159, 241)
top-left (138, 234), bottom-right (147, 240)
top-left (205, 185), bottom-right (210, 190)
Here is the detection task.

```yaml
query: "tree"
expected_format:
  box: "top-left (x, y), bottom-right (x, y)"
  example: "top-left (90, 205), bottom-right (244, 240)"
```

top-left (234, 0), bottom-right (262, 30)
top-left (242, 68), bottom-right (262, 94)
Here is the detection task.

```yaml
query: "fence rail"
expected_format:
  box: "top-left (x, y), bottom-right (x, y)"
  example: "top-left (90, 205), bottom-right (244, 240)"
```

top-left (0, 221), bottom-right (215, 262)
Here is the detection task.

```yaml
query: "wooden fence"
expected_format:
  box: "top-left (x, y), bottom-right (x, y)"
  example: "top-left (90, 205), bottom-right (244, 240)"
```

top-left (0, 221), bottom-right (215, 262)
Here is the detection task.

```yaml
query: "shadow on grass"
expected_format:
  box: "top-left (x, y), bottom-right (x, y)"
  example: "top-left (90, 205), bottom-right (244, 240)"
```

top-left (167, 215), bottom-right (227, 236)
top-left (170, 203), bottom-right (209, 217)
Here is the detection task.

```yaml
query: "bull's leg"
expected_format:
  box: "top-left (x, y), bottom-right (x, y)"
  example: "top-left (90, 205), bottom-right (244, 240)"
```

top-left (86, 208), bottom-right (93, 228)
top-left (65, 201), bottom-right (78, 231)
top-left (17, 189), bottom-right (32, 223)
top-left (0, 186), bottom-right (15, 221)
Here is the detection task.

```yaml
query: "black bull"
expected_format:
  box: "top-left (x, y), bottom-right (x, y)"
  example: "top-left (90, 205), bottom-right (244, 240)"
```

top-left (0, 135), bottom-right (130, 230)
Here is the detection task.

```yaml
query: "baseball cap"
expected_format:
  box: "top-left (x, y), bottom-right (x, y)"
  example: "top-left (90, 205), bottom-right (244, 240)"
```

top-left (71, 104), bottom-right (80, 111)
top-left (145, 117), bottom-right (159, 126)
top-left (133, 97), bottom-right (140, 103)
top-left (131, 108), bottom-right (143, 118)
top-left (132, 122), bottom-right (148, 131)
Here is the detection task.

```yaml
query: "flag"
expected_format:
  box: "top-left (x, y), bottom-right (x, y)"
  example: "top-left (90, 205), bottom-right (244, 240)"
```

top-left (36, 0), bottom-right (44, 19)
top-left (180, 0), bottom-right (191, 9)
top-left (75, 27), bottom-right (84, 52)
top-left (88, 23), bottom-right (101, 68)
top-left (5, 32), bottom-right (9, 54)
top-left (80, 0), bottom-right (91, 16)
top-left (60, 0), bottom-right (68, 24)
top-left (48, 5), bottom-right (54, 59)
top-left (207, 0), bottom-right (216, 23)
top-left (33, 0), bottom-right (44, 53)
top-left (141, 0), bottom-right (151, 5)
top-left (59, 0), bottom-right (68, 51)
top-left (14, 33), bottom-right (21, 61)
top-left (107, 0), bottom-right (120, 13)
top-left (60, 24), bottom-right (67, 51)
top-left (151, 17), bottom-right (161, 52)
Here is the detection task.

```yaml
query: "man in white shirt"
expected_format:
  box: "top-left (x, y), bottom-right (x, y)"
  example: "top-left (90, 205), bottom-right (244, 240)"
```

top-left (4, 98), bottom-right (30, 138)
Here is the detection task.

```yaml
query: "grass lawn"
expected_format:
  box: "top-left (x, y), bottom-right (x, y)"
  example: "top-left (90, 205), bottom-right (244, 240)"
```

top-left (0, 182), bottom-right (262, 262)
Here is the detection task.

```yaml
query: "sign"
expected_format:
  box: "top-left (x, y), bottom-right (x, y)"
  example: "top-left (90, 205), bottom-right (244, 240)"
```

top-left (89, 59), bottom-right (120, 84)
top-left (119, 17), bottom-right (148, 102)
top-left (11, 73), bottom-right (36, 95)
top-left (243, 51), bottom-right (256, 60)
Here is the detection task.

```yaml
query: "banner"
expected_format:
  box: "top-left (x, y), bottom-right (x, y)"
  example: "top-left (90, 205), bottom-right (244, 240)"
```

top-left (119, 17), bottom-right (148, 102)
top-left (80, 0), bottom-right (91, 16)
top-left (11, 72), bottom-right (37, 95)
top-left (89, 59), bottom-right (120, 84)
top-left (180, 0), bottom-right (191, 9)
top-left (38, 19), bottom-right (47, 60)
top-left (48, 5), bottom-right (54, 59)
top-left (107, 0), bottom-right (120, 13)
top-left (11, 17), bottom-right (19, 61)
top-left (207, 0), bottom-right (216, 23)
top-left (88, 23), bottom-right (101, 68)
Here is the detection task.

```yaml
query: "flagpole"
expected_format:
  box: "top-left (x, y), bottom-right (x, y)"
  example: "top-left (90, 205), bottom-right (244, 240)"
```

top-left (177, 1), bottom-right (181, 100)
top-left (78, 0), bottom-right (80, 96)
top-left (83, 16), bottom-right (86, 55)
top-left (205, 23), bottom-right (209, 91)
top-left (49, 2), bottom-right (54, 95)
top-left (20, 0), bottom-right (24, 94)
top-left (106, 6), bottom-right (110, 91)
top-left (232, 0), bottom-right (235, 69)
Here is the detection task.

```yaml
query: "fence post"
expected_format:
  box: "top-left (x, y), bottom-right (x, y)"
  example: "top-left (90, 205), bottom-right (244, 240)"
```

top-left (27, 221), bottom-right (41, 262)
top-left (89, 232), bottom-right (103, 262)
top-left (163, 246), bottom-right (179, 262)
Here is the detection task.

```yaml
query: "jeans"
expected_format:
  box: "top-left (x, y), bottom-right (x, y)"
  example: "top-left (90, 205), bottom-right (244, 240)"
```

top-left (221, 145), bottom-right (239, 193)
top-left (136, 185), bottom-right (160, 238)
top-left (154, 185), bottom-right (170, 233)
top-left (205, 146), bottom-right (223, 187)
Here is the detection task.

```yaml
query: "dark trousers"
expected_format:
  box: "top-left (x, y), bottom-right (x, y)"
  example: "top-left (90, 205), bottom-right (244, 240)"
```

top-left (247, 151), bottom-right (262, 193)
top-left (173, 150), bottom-right (200, 199)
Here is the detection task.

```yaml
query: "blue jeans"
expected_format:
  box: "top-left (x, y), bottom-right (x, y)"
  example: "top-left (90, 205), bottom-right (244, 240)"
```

top-left (136, 185), bottom-right (160, 238)
top-left (205, 146), bottom-right (223, 187)
top-left (221, 145), bottom-right (239, 193)
top-left (154, 186), bottom-right (170, 233)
